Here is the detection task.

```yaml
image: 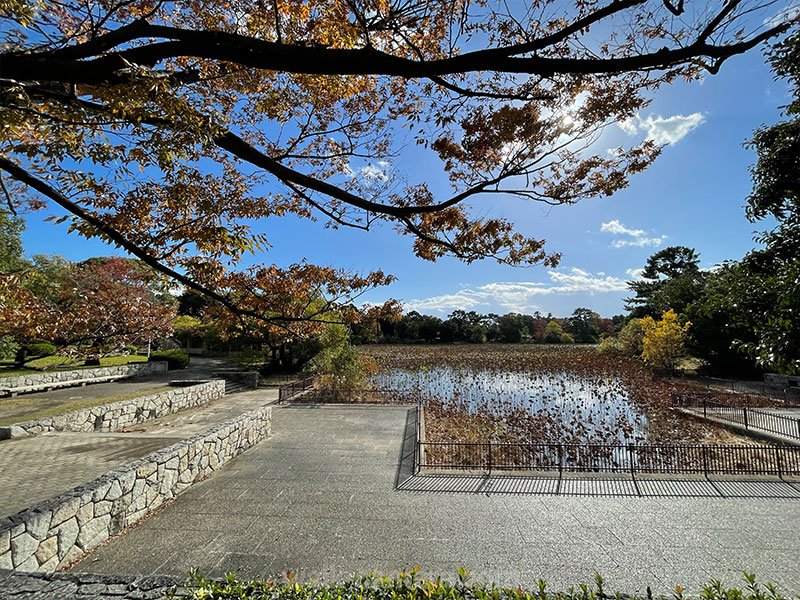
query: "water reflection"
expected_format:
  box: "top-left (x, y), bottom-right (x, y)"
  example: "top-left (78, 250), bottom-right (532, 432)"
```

top-left (373, 366), bottom-right (649, 443)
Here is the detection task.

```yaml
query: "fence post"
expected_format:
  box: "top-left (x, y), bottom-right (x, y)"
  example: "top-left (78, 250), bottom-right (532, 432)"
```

top-left (796, 419), bottom-right (800, 439)
top-left (487, 441), bottom-right (492, 474)
top-left (557, 444), bottom-right (563, 475)
top-left (743, 407), bottom-right (749, 430)
top-left (628, 444), bottom-right (636, 476)
top-left (703, 398), bottom-right (707, 418)
top-left (702, 445), bottom-right (709, 477)
top-left (775, 447), bottom-right (783, 479)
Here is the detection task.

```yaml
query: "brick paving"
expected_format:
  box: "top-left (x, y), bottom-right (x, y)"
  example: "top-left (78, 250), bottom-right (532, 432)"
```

top-left (73, 404), bottom-right (800, 596)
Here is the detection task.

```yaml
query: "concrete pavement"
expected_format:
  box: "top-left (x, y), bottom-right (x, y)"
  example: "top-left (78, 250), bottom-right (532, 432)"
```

top-left (0, 357), bottom-right (238, 425)
top-left (0, 386), bottom-right (277, 519)
top-left (72, 404), bottom-right (800, 596)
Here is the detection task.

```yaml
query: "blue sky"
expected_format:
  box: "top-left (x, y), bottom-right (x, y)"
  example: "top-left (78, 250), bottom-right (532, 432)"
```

top-left (20, 42), bottom-right (789, 319)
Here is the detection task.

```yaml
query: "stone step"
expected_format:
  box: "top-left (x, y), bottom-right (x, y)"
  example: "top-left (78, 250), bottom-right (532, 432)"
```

top-left (223, 381), bottom-right (249, 395)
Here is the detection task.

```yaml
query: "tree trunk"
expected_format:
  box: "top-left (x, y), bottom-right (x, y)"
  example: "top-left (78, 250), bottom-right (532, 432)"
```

top-left (14, 347), bottom-right (27, 369)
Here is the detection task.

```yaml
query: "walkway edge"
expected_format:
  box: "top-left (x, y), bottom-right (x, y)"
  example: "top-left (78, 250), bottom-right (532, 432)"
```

top-left (0, 380), bottom-right (226, 439)
top-left (676, 408), bottom-right (800, 447)
top-left (0, 404), bottom-right (272, 573)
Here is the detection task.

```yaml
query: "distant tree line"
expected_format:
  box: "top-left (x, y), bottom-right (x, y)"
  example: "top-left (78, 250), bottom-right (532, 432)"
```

top-left (351, 308), bottom-right (621, 346)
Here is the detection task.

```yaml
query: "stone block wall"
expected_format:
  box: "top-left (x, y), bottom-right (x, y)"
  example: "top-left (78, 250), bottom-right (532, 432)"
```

top-left (0, 380), bottom-right (226, 439)
top-left (213, 370), bottom-right (260, 389)
top-left (0, 569), bottom-right (187, 599)
top-left (0, 361), bottom-right (168, 390)
top-left (764, 373), bottom-right (800, 388)
top-left (0, 405), bottom-right (271, 572)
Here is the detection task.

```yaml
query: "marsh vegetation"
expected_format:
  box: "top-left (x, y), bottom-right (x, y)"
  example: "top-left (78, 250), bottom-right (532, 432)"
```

top-left (361, 345), bottom-right (756, 447)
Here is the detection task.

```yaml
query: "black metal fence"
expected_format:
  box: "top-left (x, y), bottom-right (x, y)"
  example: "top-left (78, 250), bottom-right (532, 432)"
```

top-left (675, 395), bottom-right (800, 441)
top-left (277, 376), bottom-right (317, 402)
top-left (414, 405), bottom-right (800, 477)
top-left (297, 388), bottom-right (417, 404)
top-left (668, 375), bottom-right (800, 404)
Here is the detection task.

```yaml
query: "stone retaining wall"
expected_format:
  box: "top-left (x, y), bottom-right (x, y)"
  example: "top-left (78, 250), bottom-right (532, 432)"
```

top-left (0, 380), bottom-right (226, 439)
top-left (0, 361), bottom-right (168, 390)
top-left (0, 405), bottom-right (272, 573)
top-left (213, 370), bottom-right (260, 389)
top-left (0, 569), bottom-right (187, 599)
top-left (764, 373), bottom-right (800, 388)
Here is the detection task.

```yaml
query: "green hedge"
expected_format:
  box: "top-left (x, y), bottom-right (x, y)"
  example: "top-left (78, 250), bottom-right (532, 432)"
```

top-left (25, 342), bottom-right (57, 357)
top-left (149, 349), bottom-right (190, 370)
top-left (179, 571), bottom-right (792, 600)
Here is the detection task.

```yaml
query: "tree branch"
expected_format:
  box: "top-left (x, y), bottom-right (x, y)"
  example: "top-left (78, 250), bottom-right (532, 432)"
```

top-left (3, 17), bottom-right (790, 85)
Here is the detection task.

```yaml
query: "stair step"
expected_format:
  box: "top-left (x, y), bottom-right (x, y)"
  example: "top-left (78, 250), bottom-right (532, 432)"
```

top-left (223, 380), bottom-right (250, 395)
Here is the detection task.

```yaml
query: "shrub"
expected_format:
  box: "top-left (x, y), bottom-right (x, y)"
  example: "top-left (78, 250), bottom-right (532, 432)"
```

top-left (25, 342), bottom-right (57, 357)
top-left (181, 570), bottom-right (790, 600)
top-left (597, 336), bottom-right (624, 355)
top-left (124, 344), bottom-right (139, 355)
top-left (641, 309), bottom-right (692, 372)
top-left (149, 349), bottom-right (190, 370)
top-left (618, 318), bottom-right (646, 356)
top-left (309, 325), bottom-right (374, 390)
top-left (559, 332), bottom-right (575, 344)
top-left (0, 335), bottom-right (19, 360)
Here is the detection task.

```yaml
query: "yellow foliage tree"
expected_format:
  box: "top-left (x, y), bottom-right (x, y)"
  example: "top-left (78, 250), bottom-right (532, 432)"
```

top-left (640, 310), bottom-right (691, 372)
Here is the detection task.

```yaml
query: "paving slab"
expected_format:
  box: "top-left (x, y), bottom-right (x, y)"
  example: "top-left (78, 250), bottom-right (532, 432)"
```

top-left (0, 432), bottom-right (183, 516)
top-left (0, 357), bottom-right (239, 424)
top-left (71, 405), bottom-right (800, 596)
top-left (0, 386), bottom-right (277, 519)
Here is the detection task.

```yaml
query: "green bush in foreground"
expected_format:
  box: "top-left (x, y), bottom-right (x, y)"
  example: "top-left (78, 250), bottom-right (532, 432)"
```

top-left (25, 342), bottom-right (57, 357)
top-left (177, 570), bottom-right (796, 600)
top-left (150, 349), bottom-right (190, 370)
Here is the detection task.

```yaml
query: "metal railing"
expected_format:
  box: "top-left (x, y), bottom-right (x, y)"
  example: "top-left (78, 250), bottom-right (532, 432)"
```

top-left (416, 439), bottom-right (800, 476)
top-left (277, 376), bottom-right (316, 402)
top-left (289, 388), bottom-right (417, 404)
top-left (676, 395), bottom-right (800, 441)
top-left (668, 375), bottom-right (800, 404)
top-left (413, 406), bottom-right (800, 477)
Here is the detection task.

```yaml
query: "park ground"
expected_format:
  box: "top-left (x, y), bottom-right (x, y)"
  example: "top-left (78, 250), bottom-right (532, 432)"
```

top-left (68, 403), bottom-right (800, 595)
top-left (1, 365), bottom-right (799, 596)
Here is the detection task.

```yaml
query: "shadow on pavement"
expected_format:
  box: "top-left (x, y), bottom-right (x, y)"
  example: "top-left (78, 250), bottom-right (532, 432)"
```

top-left (396, 471), bottom-right (800, 499)
top-left (393, 403), bottom-right (800, 499)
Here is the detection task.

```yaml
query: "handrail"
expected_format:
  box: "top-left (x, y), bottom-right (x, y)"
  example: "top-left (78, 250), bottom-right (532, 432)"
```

top-left (277, 375), bottom-right (316, 403)
top-left (415, 438), bottom-right (800, 476)
top-left (675, 394), bottom-right (800, 441)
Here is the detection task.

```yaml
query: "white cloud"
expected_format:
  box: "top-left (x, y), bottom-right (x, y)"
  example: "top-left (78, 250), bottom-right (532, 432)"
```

top-left (600, 219), bottom-right (665, 248)
top-left (403, 268), bottom-right (629, 314)
top-left (625, 268), bottom-right (644, 280)
top-left (359, 163), bottom-right (390, 181)
top-left (619, 112), bottom-right (705, 145)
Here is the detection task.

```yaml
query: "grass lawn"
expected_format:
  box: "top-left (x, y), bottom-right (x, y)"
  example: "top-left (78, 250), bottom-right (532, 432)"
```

top-left (0, 385), bottom-right (171, 426)
top-left (0, 354), bottom-right (148, 378)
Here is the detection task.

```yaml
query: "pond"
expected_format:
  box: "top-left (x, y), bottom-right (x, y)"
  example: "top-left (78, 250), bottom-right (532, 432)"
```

top-left (373, 366), bottom-right (650, 444)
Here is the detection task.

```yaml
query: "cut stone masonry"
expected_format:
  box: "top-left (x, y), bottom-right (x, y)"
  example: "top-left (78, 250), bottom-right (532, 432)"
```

top-left (0, 380), bottom-right (225, 439)
top-left (0, 405), bottom-right (271, 573)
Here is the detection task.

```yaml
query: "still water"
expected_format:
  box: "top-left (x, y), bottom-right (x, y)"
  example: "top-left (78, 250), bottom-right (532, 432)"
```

top-left (373, 366), bottom-right (649, 442)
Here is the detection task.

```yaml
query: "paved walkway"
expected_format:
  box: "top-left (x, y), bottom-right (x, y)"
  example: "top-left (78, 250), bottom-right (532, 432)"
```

top-left (0, 387), bottom-right (277, 518)
top-left (0, 357), bottom-right (238, 424)
top-left (73, 405), bottom-right (800, 596)
top-left (681, 407), bottom-right (800, 445)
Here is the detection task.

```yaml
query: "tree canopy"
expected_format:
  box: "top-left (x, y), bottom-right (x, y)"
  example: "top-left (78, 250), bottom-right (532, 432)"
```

top-left (0, 254), bottom-right (176, 357)
top-left (0, 0), bottom-right (795, 333)
top-left (625, 245), bottom-right (706, 319)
